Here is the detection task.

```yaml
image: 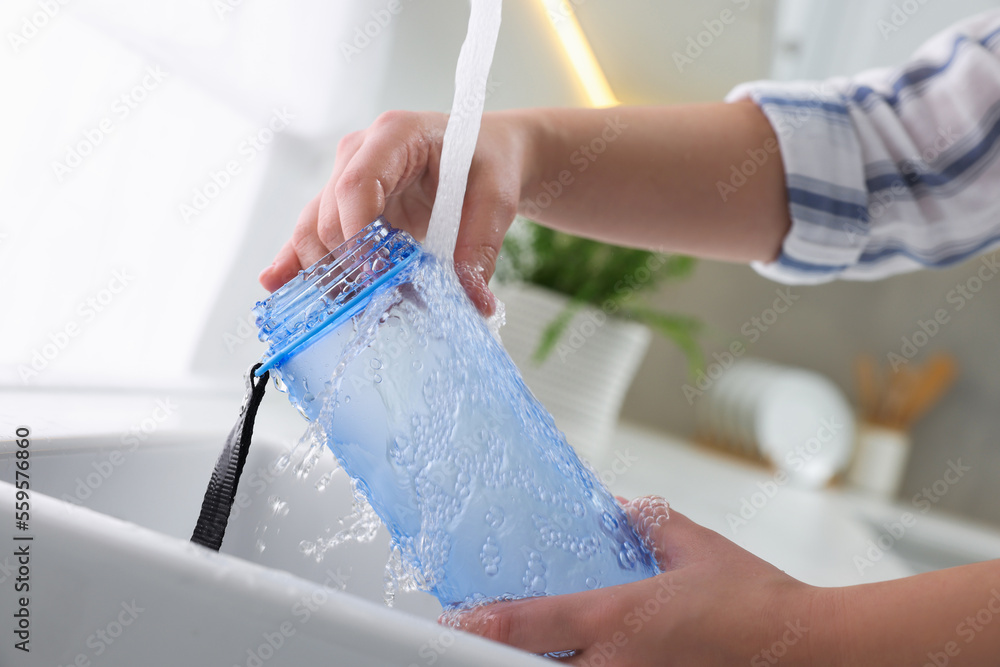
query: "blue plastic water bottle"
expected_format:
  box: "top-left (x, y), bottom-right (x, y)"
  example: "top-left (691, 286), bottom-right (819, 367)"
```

top-left (254, 217), bottom-right (658, 607)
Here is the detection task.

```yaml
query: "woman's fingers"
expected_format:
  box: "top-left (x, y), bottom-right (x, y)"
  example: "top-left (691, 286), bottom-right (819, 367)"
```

top-left (324, 111), bottom-right (437, 244)
top-left (449, 589), bottom-right (620, 656)
top-left (288, 194), bottom-right (329, 273)
top-left (259, 109), bottom-right (521, 306)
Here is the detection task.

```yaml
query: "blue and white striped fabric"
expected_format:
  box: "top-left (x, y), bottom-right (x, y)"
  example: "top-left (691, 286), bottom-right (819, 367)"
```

top-left (728, 10), bottom-right (1000, 285)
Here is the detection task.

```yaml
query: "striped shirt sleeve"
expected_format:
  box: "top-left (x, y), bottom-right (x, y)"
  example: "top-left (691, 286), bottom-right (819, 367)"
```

top-left (727, 10), bottom-right (1000, 285)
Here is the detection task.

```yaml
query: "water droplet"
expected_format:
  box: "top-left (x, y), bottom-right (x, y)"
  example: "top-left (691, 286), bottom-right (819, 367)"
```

top-left (618, 542), bottom-right (638, 570)
top-left (373, 373), bottom-right (382, 384)
top-left (485, 506), bottom-right (504, 528)
top-left (268, 496), bottom-right (289, 517)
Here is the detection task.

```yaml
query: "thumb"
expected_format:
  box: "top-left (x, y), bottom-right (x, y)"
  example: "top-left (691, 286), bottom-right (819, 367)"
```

top-left (623, 496), bottom-right (672, 570)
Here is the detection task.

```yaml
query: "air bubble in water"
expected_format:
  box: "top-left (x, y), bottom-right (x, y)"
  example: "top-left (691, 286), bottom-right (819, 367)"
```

top-left (618, 542), bottom-right (638, 570)
top-left (485, 505), bottom-right (504, 528)
top-left (480, 536), bottom-right (500, 576)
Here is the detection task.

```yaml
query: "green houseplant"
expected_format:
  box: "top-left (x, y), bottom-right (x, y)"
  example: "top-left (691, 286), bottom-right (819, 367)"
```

top-left (496, 219), bottom-right (703, 372)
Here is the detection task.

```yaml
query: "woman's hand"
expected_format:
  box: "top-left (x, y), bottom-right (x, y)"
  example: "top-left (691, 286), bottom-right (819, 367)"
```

top-left (258, 110), bottom-right (533, 316)
top-left (448, 497), bottom-right (831, 666)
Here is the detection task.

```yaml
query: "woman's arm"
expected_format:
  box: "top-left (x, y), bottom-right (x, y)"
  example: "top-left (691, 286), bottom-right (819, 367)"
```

top-left (451, 497), bottom-right (1000, 666)
top-left (515, 101), bottom-right (791, 263)
top-left (837, 559), bottom-right (1000, 665)
top-left (259, 101), bottom-right (790, 313)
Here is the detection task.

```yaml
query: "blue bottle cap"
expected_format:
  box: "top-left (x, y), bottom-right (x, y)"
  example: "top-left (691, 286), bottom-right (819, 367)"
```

top-left (253, 217), bottom-right (419, 375)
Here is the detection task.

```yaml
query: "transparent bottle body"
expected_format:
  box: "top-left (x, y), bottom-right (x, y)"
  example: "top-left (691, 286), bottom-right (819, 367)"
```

top-left (256, 219), bottom-right (658, 607)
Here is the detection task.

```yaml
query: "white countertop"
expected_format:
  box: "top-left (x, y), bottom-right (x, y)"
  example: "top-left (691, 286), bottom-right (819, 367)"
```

top-left (594, 422), bottom-right (1000, 588)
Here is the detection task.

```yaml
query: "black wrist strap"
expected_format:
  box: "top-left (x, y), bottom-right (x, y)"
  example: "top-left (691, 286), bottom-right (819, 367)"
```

top-left (191, 363), bottom-right (269, 551)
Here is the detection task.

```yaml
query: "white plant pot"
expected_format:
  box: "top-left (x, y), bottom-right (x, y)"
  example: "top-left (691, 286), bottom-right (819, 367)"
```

top-left (493, 282), bottom-right (652, 464)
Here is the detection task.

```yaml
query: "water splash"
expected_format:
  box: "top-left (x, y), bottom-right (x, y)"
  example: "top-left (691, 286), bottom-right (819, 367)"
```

top-left (300, 479), bottom-right (383, 564)
top-left (283, 255), bottom-right (656, 605)
top-left (255, 0), bottom-right (654, 608)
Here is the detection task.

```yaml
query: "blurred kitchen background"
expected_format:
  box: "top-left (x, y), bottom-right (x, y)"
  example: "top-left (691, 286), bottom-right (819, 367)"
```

top-left (4, 0), bottom-right (1000, 526)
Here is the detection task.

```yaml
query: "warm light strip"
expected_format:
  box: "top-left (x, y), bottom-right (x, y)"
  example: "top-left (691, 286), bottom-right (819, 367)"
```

top-left (538, 0), bottom-right (619, 107)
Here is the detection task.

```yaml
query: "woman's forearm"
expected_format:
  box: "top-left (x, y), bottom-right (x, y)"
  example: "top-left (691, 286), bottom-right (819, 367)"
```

top-left (820, 560), bottom-right (1000, 665)
top-left (507, 101), bottom-right (791, 263)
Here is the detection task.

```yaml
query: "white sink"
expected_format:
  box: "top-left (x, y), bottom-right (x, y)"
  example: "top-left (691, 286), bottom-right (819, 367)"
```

top-left (0, 423), bottom-right (545, 667)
